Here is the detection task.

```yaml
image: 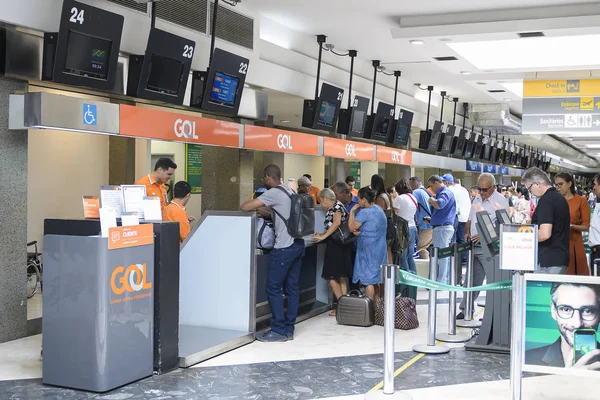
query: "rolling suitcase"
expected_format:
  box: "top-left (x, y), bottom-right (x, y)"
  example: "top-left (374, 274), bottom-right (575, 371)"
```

top-left (336, 290), bottom-right (375, 327)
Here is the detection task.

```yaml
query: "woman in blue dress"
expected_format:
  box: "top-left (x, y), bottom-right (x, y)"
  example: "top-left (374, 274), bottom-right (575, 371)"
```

top-left (348, 186), bottom-right (388, 302)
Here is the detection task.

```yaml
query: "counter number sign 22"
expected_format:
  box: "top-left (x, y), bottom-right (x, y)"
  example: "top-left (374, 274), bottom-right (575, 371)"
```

top-left (69, 7), bottom-right (85, 25)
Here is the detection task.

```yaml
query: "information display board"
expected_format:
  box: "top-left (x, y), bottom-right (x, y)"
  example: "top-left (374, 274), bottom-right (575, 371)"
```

top-left (499, 224), bottom-right (537, 271)
top-left (186, 144), bottom-right (202, 194)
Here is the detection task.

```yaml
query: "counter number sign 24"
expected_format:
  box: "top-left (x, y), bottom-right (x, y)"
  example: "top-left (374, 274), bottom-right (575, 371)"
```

top-left (69, 7), bottom-right (85, 25)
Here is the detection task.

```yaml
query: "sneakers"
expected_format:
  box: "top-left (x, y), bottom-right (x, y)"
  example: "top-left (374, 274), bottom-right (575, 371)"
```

top-left (456, 312), bottom-right (465, 320)
top-left (256, 330), bottom-right (289, 342)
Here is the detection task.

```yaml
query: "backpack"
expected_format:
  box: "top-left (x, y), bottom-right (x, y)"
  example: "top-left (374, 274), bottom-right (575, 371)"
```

top-left (272, 186), bottom-right (315, 238)
top-left (256, 217), bottom-right (275, 250)
top-left (393, 214), bottom-right (410, 251)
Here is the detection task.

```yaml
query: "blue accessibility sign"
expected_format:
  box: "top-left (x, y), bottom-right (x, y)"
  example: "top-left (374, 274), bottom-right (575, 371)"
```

top-left (83, 104), bottom-right (97, 126)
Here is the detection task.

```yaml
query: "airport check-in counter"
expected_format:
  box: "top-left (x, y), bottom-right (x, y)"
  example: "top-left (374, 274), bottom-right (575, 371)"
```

top-left (178, 207), bottom-right (329, 367)
top-left (42, 219), bottom-right (181, 381)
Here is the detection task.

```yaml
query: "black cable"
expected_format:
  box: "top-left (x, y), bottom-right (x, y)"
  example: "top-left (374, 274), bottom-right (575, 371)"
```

top-left (381, 71), bottom-right (395, 76)
top-left (331, 49), bottom-right (350, 57)
top-left (208, 0), bottom-right (219, 69)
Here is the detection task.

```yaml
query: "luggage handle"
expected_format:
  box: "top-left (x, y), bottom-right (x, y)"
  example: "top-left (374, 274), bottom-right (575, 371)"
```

top-left (347, 289), bottom-right (363, 297)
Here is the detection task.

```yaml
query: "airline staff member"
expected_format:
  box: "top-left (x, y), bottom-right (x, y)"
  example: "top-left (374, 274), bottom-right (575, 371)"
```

top-left (346, 176), bottom-right (359, 197)
top-left (135, 158), bottom-right (177, 219)
top-left (165, 181), bottom-right (193, 244)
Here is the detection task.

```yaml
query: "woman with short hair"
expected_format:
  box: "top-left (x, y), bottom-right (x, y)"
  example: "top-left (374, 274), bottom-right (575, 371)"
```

top-left (349, 187), bottom-right (388, 302)
top-left (313, 188), bottom-right (353, 315)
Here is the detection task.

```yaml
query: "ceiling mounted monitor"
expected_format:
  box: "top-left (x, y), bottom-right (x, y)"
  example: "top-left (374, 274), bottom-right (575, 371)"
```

top-left (391, 109), bottom-right (414, 145)
top-left (340, 96), bottom-right (370, 138)
top-left (427, 121), bottom-right (445, 152)
top-left (191, 48), bottom-right (249, 116)
top-left (474, 134), bottom-right (484, 159)
top-left (453, 129), bottom-right (468, 157)
top-left (127, 28), bottom-right (195, 105)
top-left (301, 83), bottom-right (344, 132)
top-left (48, 0), bottom-right (124, 91)
top-left (440, 125), bottom-right (456, 155)
top-left (364, 101), bottom-right (394, 142)
top-left (464, 133), bottom-right (475, 159)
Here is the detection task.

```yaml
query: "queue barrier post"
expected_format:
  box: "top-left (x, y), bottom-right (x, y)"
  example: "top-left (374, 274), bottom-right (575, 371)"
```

top-left (456, 241), bottom-right (482, 329)
top-left (365, 265), bottom-right (412, 400)
top-left (436, 243), bottom-right (472, 343)
top-left (412, 247), bottom-right (450, 354)
top-left (510, 271), bottom-right (526, 400)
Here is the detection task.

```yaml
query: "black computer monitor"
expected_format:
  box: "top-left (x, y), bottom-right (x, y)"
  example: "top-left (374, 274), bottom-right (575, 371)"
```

top-left (496, 209), bottom-right (511, 226)
top-left (476, 211), bottom-right (499, 244)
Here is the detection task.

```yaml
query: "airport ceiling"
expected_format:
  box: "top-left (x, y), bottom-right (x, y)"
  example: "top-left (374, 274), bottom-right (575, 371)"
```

top-left (245, 0), bottom-right (600, 169)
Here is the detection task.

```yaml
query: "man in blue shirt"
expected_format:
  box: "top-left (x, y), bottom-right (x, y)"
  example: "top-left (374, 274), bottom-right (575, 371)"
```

top-left (409, 177), bottom-right (433, 260)
top-left (427, 175), bottom-right (456, 284)
top-left (331, 182), bottom-right (359, 214)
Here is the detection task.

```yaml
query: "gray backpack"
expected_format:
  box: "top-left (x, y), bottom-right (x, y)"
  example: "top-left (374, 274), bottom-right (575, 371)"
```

top-left (272, 186), bottom-right (315, 238)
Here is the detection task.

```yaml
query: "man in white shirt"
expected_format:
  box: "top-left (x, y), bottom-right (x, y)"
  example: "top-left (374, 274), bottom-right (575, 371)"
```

top-left (458, 172), bottom-right (509, 318)
top-left (588, 174), bottom-right (600, 276)
top-left (443, 174), bottom-right (472, 263)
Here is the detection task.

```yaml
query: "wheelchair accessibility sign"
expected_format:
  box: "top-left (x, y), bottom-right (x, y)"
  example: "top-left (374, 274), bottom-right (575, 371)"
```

top-left (83, 104), bottom-right (97, 126)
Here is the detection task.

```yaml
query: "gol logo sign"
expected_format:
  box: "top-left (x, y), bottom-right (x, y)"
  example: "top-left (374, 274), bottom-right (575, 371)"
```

top-left (277, 134), bottom-right (293, 150)
top-left (345, 144), bottom-right (356, 157)
top-left (111, 263), bottom-right (152, 295)
top-left (174, 119), bottom-right (199, 140)
top-left (391, 151), bottom-right (401, 162)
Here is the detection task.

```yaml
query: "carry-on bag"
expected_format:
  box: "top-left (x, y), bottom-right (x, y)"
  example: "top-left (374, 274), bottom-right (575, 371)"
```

top-left (336, 290), bottom-right (374, 327)
top-left (374, 295), bottom-right (419, 330)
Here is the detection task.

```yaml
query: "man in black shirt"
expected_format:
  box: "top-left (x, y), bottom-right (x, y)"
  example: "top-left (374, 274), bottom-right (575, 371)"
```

top-left (522, 167), bottom-right (570, 274)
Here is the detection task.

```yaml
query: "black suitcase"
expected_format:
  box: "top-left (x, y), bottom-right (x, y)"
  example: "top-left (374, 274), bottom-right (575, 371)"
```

top-left (336, 290), bottom-right (375, 327)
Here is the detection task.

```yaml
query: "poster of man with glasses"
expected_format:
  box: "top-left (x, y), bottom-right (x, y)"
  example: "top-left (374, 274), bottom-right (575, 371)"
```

top-left (525, 277), bottom-right (600, 371)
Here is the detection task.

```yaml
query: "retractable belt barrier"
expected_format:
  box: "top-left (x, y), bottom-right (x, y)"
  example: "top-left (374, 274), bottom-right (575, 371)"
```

top-left (411, 243), bottom-right (513, 354)
top-left (365, 265), bottom-right (412, 399)
top-left (412, 247), bottom-right (450, 355)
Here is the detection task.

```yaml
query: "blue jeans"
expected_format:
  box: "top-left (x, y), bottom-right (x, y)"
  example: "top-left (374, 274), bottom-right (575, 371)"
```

top-left (433, 225), bottom-right (455, 284)
top-left (456, 221), bottom-right (467, 263)
top-left (400, 226), bottom-right (418, 273)
top-left (266, 239), bottom-right (305, 335)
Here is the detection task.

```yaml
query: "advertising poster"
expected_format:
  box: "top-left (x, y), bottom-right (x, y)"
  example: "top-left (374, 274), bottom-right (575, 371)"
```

top-left (350, 162), bottom-right (361, 188)
top-left (524, 275), bottom-right (600, 376)
top-left (186, 144), bottom-right (202, 194)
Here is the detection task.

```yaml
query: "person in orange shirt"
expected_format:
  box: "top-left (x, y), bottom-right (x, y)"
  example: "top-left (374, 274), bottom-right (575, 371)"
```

top-left (135, 158), bottom-right (177, 219)
top-left (346, 175), bottom-right (359, 197)
top-left (303, 174), bottom-right (321, 204)
top-left (165, 181), bottom-right (193, 244)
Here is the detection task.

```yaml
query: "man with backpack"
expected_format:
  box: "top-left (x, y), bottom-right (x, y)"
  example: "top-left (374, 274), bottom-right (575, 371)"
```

top-left (241, 164), bottom-right (311, 342)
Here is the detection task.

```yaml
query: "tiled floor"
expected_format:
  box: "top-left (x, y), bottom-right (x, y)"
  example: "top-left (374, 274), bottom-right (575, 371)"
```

top-left (6, 287), bottom-right (594, 399)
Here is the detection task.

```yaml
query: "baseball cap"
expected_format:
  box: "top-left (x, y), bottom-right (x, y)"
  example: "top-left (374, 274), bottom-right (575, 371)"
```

top-left (298, 176), bottom-right (313, 186)
top-left (442, 173), bottom-right (454, 183)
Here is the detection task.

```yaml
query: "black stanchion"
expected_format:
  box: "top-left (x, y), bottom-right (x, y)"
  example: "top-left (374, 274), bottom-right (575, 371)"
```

top-left (436, 243), bottom-right (471, 343)
top-left (457, 241), bottom-right (482, 329)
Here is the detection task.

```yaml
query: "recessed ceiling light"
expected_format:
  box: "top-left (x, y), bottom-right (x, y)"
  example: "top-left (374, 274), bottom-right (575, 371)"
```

top-left (586, 144), bottom-right (600, 148)
top-left (460, 71), bottom-right (472, 75)
top-left (280, 120), bottom-right (290, 123)
top-left (476, 81), bottom-right (487, 85)
top-left (410, 40), bottom-right (425, 45)
top-left (448, 35), bottom-right (600, 70)
top-left (439, 38), bottom-right (453, 42)
top-left (503, 97), bottom-right (512, 102)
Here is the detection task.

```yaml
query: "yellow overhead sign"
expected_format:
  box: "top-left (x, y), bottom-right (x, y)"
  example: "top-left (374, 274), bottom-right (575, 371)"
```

top-left (524, 79), bottom-right (600, 97)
